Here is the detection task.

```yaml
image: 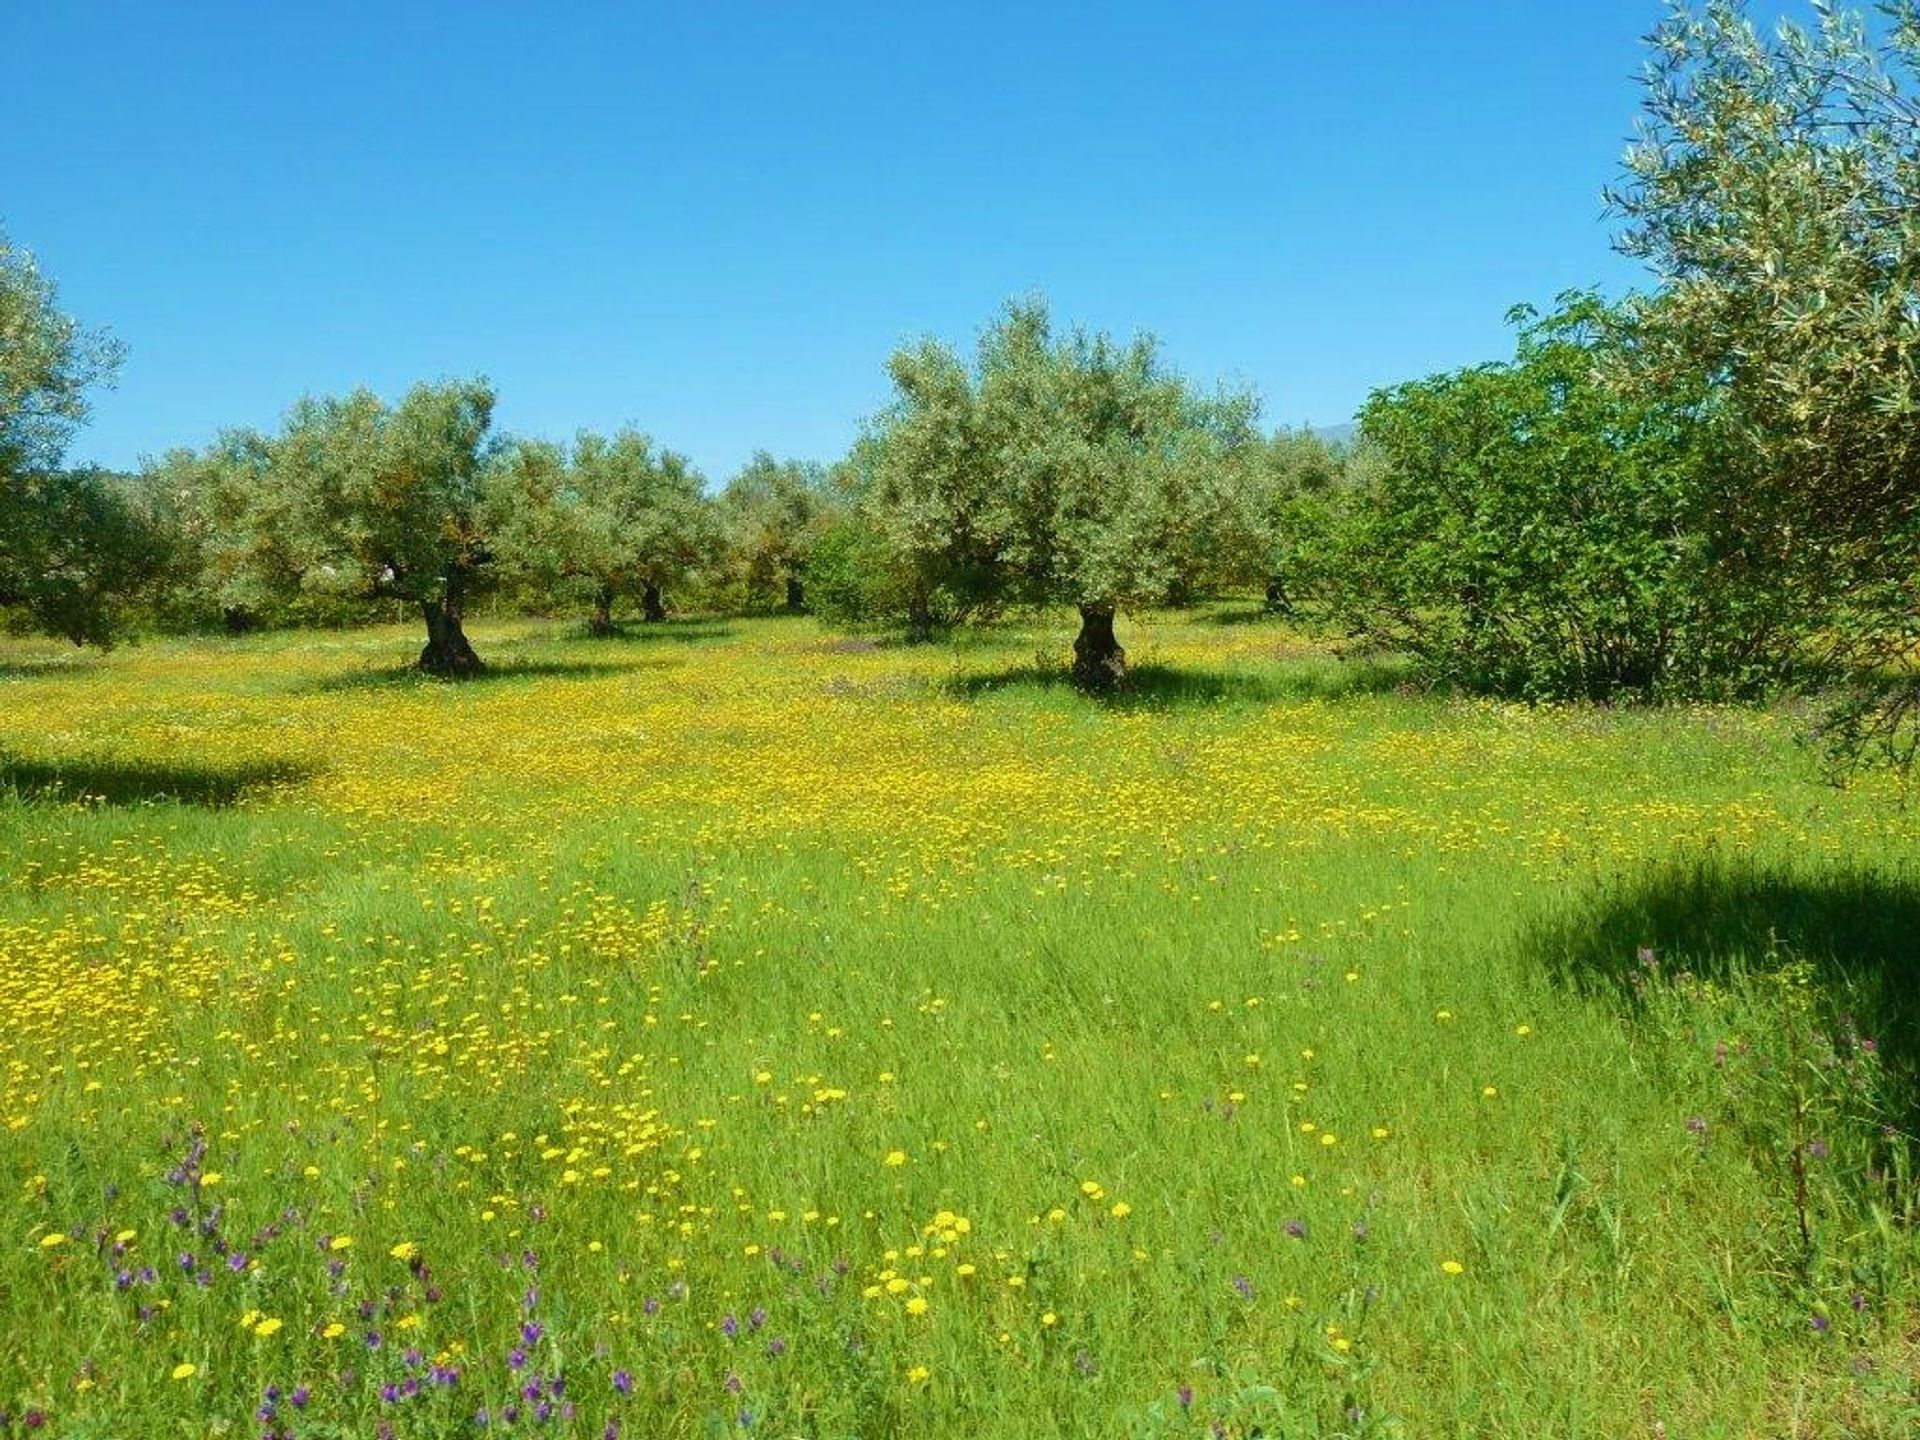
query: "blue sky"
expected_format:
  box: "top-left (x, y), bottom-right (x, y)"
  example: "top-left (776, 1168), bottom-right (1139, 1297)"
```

top-left (5, 2), bottom-right (1730, 478)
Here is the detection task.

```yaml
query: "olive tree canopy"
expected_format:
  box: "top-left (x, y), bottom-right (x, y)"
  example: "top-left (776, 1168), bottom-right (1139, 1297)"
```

top-left (0, 226), bottom-right (156, 646)
top-left (862, 299), bottom-right (1259, 686)
top-left (490, 428), bottom-right (717, 631)
top-left (1612, 0), bottom-right (1920, 757)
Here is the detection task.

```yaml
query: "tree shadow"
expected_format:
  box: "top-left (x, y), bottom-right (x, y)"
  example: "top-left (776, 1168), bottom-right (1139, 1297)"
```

top-left (0, 655), bottom-right (104, 681)
top-left (0, 751), bottom-right (314, 808)
top-left (1203, 604), bottom-right (1285, 627)
top-left (941, 659), bottom-right (1412, 708)
top-left (585, 620), bottom-right (736, 645)
top-left (301, 658), bottom-right (642, 694)
top-left (1525, 858), bottom-right (1920, 1127)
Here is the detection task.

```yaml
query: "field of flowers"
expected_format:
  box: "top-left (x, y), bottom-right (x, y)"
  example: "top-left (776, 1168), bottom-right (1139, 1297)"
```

top-left (1, 610), bottom-right (1917, 1437)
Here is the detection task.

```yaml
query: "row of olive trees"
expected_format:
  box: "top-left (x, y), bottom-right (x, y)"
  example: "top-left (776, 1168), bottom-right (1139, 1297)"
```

top-left (4, 219), bottom-right (1329, 688)
top-left (15, 2), bottom-right (1914, 732)
top-left (817, 0), bottom-right (1920, 722)
top-left (2, 227), bottom-right (844, 674)
top-left (140, 403), bottom-right (837, 674)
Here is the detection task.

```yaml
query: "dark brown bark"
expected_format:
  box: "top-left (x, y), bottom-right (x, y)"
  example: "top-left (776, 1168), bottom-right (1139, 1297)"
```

top-left (1264, 576), bottom-right (1294, 615)
top-left (418, 578), bottom-right (484, 677)
top-left (784, 574), bottom-right (806, 613)
top-left (587, 585), bottom-right (616, 637)
top-left (1071, 603), bottom-right (1126, 690)
top-left (641, 581), bottom-right (666, 623)
top-left (907, 586), bottom-right (935, 643)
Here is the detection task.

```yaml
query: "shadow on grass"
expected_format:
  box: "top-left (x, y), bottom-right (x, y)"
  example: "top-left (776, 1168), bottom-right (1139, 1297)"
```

top-left (0, 751), bottom-right (313, 807)
top-left (1202, 604), bottom-right (1286, 627)
top-left (941, 659), bottom-right (1414, 708)
top-left (583, 620), bottom-right (736, 645)
top-left (302, 658), bottom-right (641, 694)
top-left (0, 655), bottom-right (104, 681)
top-left (1526, 858), bottom-right (1920, 1127)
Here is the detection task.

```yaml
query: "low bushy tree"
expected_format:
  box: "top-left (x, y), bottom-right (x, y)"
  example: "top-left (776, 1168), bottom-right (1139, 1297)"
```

top-left (1332, 294), bottom-right (1780, 701)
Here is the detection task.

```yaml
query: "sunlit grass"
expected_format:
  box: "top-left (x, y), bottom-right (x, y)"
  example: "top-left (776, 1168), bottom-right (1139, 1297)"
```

top-left (1, 609), bottom-right (1916, 1436)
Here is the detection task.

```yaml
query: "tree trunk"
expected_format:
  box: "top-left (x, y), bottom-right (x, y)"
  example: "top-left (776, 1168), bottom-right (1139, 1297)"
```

top-left (587, 585), bottom-right (616, 637)
top-left (784, 574), bottom-right (805, 613)
top-left (907, 586), bottom-right (935, 643)
top-left (1071, 603), bottom-right (1126, 690)
top-left (641, 581), bottom-right (666, 623)
top-left (419, 583), bottom-right (484, 677)
top-left (1264, 576), bottom-right (1294, 616)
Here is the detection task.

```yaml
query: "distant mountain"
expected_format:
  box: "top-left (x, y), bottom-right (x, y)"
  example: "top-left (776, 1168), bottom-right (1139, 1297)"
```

top-left (1311, 422), bottom-right (1356, 447)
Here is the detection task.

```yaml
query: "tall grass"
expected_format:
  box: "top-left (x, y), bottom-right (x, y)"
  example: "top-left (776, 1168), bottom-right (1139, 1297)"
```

top-left (1, 610), bottom-right (1915, 1436)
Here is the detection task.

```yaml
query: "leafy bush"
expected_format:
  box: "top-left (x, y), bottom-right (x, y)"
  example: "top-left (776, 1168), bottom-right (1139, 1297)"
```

top-left (1328, 294), bottom-right (1797, 701)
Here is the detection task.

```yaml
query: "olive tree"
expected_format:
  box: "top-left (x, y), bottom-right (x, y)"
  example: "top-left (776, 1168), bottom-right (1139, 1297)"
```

top-left (0, 226), bottom-right (157, 645)
top-left (862, 299), bottom-right (1259, 686)
top-left (1251, 428), bottom-right (1345, 615)
top-left (490, 428), bottom-right (716, 631)
top-left (236, 379), bottom-right (499, 674)
top-left (1611, 0), bottom-right (1920, 754)
top-left (139, 431), bottom-right (284, 633)
top-left (720, 452), bottom-right (832, 612)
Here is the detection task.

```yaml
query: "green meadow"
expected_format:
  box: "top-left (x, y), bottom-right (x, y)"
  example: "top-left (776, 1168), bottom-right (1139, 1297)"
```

top-left (1, 610), bottom-right (1916, 1437)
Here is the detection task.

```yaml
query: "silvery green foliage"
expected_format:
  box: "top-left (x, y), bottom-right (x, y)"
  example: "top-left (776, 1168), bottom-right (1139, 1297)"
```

top-left (140, 430), bottom-right (288, 626)
top-left (1612, 0), bottom-right (1920, 757)
top-left (720, 452), bottom-right (834, 611)
top-left (0, 228), bottom-right (122, 480)
top-left (264, 379), bottom-right (497, 608)
top-left (490, 428), bottom-right (717, 622)
top-left (0, 226), bottom-right (151, 645)
top-left (861, 298), bottom-right (1260, 625)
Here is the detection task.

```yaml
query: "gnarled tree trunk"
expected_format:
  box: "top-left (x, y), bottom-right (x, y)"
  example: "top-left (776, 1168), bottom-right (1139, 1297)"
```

top-left (587, 584), bottom-right (616, 637)
top-left (1264, 575), bottom-right (1294, 616)
top-left (785, 574), bottom-right (805, 613)
top-left (907, 585), bottom-right (935, 643)
top-left (419, 579), bottom-right (484, 677)
top-left (641, 581), bottom-right (666, 623)
top-left (1071, 603), bottom-right (1126, 691)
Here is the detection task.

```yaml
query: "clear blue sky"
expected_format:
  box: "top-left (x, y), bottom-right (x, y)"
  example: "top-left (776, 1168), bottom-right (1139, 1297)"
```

top-left (5, 1), bottom-right (1736, 479)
